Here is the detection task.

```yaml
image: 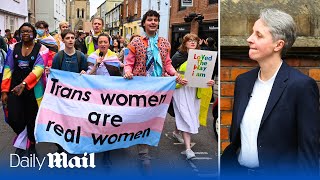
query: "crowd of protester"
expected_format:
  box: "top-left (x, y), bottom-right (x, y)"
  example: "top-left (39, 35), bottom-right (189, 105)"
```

top-left (0, 9), bottom-right (217, 173)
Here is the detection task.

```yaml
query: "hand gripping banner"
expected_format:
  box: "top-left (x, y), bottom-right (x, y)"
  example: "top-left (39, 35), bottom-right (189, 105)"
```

top-left (35, 69), bottom-right (176, 154)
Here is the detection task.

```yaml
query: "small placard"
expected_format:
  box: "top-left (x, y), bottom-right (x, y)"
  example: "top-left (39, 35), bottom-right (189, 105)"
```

top-left (185, 49), bottom-right (217, 88)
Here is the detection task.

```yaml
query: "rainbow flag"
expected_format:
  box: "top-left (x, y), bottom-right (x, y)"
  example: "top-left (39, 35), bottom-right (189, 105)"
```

top-left (35, 69), bottom-right (176, 154)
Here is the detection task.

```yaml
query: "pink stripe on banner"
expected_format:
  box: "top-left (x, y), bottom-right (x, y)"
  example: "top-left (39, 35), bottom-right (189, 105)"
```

top-left (45, 80), bottom-right (173, 107)
top-left (37, 108), bottom-right (165, 137)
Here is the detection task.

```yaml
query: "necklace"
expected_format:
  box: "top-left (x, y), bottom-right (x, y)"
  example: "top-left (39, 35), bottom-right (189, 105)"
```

top-left (23, 43), bottom-right (33, 50)
top-left (23, 45), bottom-right (31, 50)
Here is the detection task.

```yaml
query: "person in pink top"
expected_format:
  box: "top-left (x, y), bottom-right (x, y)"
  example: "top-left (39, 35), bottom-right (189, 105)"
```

top-left (4, 29), bottom-right (17, 45)
top-left (123, 10), bottom-right (185, 172)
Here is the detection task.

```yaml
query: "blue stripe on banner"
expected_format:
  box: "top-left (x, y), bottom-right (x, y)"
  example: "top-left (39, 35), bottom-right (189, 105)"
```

top-left (35, 124), bottom-right (161, 154)
top-left (49, 69), bottom-right (176, 91)
top-left (87, 56), bottom-right (96, 64)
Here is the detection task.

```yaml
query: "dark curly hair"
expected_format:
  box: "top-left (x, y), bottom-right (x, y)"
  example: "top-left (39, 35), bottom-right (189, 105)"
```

top-left (141, 10), bottom-right (160, 32)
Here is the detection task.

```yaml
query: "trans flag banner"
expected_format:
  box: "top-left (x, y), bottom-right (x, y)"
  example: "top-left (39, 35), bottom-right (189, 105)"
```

top-left (35, 69), bottom-right (176, 154)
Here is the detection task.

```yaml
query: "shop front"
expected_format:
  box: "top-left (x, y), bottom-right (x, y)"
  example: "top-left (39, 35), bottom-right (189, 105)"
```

top-left (171, 21), bottom-right (218, 56)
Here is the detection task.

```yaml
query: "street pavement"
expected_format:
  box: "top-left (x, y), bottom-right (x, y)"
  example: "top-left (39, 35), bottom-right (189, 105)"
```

top-left (0, 101), bottom-right (218, 178)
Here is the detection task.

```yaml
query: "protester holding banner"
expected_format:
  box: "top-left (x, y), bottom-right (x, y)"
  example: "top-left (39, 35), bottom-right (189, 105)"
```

top-left (123, 10), bottom-right (183, 168)
top-left (50, 29), bottom-right (87, 153)
top-left (86, 33), bottom-right (121, 166)
top-left (171, 33), bottom-right (214, 159)
top-left (87, 33), bottom-right (121, 76)
top-left (1, 22), bottom-right (49, 156)
top-left (51, 29), bottom-right (87, 74)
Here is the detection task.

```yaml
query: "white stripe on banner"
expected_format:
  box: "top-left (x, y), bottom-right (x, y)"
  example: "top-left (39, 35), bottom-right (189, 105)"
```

top-left (40, 94), bottom-right (169, 123)
top-left (35, 70), bottom-right (175, 154)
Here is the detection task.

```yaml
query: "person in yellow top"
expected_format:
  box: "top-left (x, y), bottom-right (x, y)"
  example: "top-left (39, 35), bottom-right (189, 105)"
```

top-left (85, 17), bottom-right (104, 56)
top-left (53, 21), bottom-right (69, 51)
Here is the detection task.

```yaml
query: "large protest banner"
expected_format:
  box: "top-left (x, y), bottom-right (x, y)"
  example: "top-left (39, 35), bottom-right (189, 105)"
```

top-left (35, 69), bottom-right (176, 154)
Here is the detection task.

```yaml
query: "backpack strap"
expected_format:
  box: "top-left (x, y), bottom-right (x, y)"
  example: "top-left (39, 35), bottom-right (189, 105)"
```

top-left (57, 50), bottom-right (82, 72)
top-left (75, 50), bottom-right (82, 71)
top-left (57, 50), bottom-right (64, 70)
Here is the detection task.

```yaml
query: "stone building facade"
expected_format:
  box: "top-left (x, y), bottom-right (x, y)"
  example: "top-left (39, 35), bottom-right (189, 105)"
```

top-left (35, 0), bottom-right (66, 33)
top-left (28, 0), bottom-right (36, 25)
top-left (66, 0), bottom-right (90, 31)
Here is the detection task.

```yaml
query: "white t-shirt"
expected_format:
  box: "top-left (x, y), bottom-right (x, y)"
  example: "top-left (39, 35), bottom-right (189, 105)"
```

top-left (238, 61), bottom-right (282, 168)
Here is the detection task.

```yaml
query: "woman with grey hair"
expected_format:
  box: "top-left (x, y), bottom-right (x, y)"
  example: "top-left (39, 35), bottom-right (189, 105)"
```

top-left (221, 8), bottom-right (320, 176)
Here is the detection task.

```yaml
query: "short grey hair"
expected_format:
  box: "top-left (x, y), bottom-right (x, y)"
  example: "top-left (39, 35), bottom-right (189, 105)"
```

top-left (260, 8), bottom-right (297, 56)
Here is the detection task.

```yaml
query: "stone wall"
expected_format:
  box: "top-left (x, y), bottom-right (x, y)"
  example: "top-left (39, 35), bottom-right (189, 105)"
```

top-left (221, 0), bottom-right (320, 47)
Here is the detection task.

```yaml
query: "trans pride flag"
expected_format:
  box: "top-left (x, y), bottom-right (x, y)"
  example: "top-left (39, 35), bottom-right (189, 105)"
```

top-left (35, 69), bottom-right (176, 154)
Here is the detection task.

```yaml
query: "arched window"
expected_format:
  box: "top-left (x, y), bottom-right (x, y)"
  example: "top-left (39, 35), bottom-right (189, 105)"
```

top-left (82, 8), bottom-right (84, 18)
top-left (77, 8), bottom-right (79, 18)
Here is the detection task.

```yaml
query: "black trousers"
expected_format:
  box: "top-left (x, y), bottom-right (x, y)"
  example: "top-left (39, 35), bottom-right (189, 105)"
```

top-left (7, 90), bottom-right (38, 142)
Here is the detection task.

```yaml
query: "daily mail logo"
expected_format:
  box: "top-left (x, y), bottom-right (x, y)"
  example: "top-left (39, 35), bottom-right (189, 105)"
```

top-left (10, 152), bottom-right (96, 170)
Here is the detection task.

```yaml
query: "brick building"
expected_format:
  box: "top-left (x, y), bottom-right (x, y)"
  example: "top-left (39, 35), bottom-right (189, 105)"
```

top-left (122, 0), bottom-right (142, 39)
top-left (220, 0), bottom-right (320, 151)
top-left (169, 0), bottom-right (218, 55)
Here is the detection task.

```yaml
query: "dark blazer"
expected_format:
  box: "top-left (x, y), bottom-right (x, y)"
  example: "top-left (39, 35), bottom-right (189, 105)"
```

top-left (222, 62), bottom-right (320, 175)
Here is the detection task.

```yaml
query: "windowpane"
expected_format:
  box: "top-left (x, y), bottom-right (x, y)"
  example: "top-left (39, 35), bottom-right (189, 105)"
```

top-left (179, 1), bottom-right (186, 11)
top-left (10, 17), bottom-right (14, 32)
top-left (209, 0), bottom-right (218, 4)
